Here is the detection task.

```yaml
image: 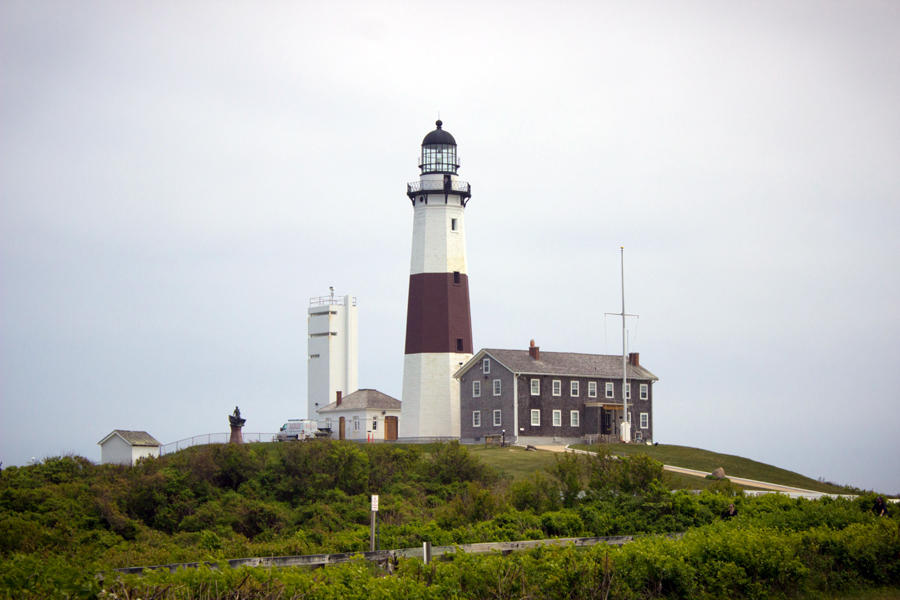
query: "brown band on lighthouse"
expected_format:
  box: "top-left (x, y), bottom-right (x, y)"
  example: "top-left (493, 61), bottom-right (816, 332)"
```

top-left (404, 272), bottom-right (473, 355)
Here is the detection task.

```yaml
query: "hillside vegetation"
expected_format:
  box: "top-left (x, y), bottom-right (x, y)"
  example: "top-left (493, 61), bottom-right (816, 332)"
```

top-left (1, 441), bottom-right (897, 599)
top-left (571, 443), bottom-right (855, 494)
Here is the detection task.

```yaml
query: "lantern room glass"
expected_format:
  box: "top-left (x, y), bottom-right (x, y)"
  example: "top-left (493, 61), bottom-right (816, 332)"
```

top-left (420, 144), bottom-right (458, 175)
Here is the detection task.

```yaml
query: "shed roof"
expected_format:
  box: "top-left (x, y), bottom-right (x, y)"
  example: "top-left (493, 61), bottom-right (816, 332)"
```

top-left (317, 389), bottom-right (401, 414)
top-left (457, 349), bottom-right (658, 381)
top-left (98, 430), bottom-right (161, 447)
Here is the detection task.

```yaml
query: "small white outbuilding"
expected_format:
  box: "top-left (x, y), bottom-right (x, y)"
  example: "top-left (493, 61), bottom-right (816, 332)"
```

top-left (98, 430), bottom-right (161, 465)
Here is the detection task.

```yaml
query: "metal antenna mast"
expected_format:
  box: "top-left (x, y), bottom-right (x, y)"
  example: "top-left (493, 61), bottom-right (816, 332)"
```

top-left (605, 247), bottom-right (638, 443)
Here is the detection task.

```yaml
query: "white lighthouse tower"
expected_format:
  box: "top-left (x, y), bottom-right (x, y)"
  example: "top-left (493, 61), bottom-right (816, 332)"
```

top-left (400, 120), bottom-right (474, 439)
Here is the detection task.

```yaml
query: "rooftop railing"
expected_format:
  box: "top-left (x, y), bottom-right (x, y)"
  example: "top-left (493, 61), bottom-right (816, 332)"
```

top-left (309, 296), bottom-right (357, 307)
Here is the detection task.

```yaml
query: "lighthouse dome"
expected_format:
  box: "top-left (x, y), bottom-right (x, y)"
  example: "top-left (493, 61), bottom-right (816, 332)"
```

top-left (422, 120), bottom-right (457, 146)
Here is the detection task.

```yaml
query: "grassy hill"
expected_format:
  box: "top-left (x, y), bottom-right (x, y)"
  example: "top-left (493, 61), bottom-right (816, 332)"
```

top-left (469, 443), bottom-right (853, 494)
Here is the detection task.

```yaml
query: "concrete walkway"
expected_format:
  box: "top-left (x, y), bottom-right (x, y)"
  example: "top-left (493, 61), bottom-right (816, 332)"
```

top-left (528, 444), bottom-right (830, 497)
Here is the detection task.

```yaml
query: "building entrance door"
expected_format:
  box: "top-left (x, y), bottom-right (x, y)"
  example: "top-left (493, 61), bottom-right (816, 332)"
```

top-left (339, 417), bottom-right (345, 440)
top-left (384, 416), bottom-right (398, 441)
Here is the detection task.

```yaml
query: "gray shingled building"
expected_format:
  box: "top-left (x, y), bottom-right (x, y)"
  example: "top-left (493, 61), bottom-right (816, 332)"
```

top-left (454, 342), bottom-right (658, 446)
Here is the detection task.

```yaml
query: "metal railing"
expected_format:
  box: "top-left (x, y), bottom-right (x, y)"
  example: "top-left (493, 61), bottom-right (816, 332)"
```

top-left (309, 296), bottom-right (357, 307)
top-left (406, 180), bottom-right (471, 194)
top-left (159, 433), bottom-right (278, 455)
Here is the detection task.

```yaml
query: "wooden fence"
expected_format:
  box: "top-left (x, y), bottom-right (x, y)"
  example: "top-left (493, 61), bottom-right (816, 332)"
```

top-left (112, 534), bottom-right (681, 576)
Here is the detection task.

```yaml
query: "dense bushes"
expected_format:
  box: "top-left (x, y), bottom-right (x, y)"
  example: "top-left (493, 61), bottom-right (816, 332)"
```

top-left (1, 443), bottom-right (897, 599)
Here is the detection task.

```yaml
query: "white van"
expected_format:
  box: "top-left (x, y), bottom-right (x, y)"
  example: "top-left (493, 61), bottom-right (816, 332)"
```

top-left (276, 419), bottom-right (319, 442)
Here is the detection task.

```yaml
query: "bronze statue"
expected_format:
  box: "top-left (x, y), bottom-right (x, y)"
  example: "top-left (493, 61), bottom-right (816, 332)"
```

top-left (228, 406), bottom-right (246, 428)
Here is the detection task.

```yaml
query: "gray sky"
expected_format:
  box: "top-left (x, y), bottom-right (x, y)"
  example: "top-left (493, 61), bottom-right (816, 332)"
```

top-left (2, 1), bottom-right (898, 493)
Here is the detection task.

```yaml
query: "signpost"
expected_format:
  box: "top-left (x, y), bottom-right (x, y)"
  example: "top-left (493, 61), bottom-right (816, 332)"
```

top-left (370, 495), bottom-right (379, 551)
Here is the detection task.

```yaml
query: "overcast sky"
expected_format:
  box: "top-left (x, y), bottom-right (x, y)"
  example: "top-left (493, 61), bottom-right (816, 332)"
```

top-left (2, 1), bottom-right (898, 493)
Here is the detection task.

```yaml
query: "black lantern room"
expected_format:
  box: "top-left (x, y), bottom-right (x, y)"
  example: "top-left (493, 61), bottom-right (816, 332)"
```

top-left (419, 120), bottom-right (459, 175)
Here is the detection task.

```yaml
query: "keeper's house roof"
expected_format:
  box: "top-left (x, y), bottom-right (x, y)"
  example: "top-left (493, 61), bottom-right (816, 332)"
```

top-left (318, 389), bottom-right (401, 413)
top-left (455, 349), bottom-right (658, 381)
top-left (97, 430), bottom-right (161, 447)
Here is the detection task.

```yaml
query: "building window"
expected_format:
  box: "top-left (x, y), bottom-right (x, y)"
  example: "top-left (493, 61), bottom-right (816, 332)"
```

top-left (571, 410), bottom-right (580, 427)
top-left (493, 410), bottom-right (502, 426)
top-left (625, 383), bottom-right (631, 400)
top-left (353, 416), bottom-right (360, 432)
top-left (454, 271), bottom-right (460, 284)
top-left (552, 410), bottom-right (561, 427)
top-left (309, 354), bottom-right (320, 359)
top-left (457, 338), bottom-right (463, 351)
top-left (326, 417), bottom-right (332, 429)
top-left (588, 382), bottom-right (597, 398)
top-left (451, 218), bottom-right (458, 231)
top-left (640, 384), bottom-right (649, 400)
top-left (552, 380), bottom-right (561, 396)
top-left (570, 381), bottom-right (579, 397)
top-left (493, 379), bottom-right (501, 396)
top-left (530, 409), bottom-right (540, 426)
top-left (530, 379), bottom-right (540, 396)
top-left (473, 411), bottom-right (481, 427)
top-left (605, 382), bottom-right (614, 398)
top-left (483, 358), bottom-right (490, 374)
top-left (372, 416), bottom-right (378, 430)
top-left (473, 380), bottom-right (481, 397)
top-left (640, 413), bottom-right (649, 429)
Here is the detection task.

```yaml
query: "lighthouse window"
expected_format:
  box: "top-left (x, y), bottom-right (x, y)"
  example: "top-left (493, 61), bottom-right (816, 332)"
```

top-left (451, 218), bottom-right (458, 231)
top-left (453, 271), bottom-right (460, 284)
top-left (457, 338), bottom-right (463, 351)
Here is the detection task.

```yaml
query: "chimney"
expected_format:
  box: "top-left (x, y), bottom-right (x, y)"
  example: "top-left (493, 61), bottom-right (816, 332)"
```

top-left (529, 339), bottom-right (540, 361)
top-left (628, 352), bottom-right (640, 366)
top-left (336, 391), bottom-right (342, 407)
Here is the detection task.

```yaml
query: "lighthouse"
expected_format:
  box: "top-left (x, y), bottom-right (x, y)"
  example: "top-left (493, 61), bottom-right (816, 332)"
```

top-left (399, 120), bottom-right (474, 439)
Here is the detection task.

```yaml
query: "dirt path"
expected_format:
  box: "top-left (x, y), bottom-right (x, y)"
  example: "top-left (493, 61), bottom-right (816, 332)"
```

top-left (530, 445), bottom-right (821, 495)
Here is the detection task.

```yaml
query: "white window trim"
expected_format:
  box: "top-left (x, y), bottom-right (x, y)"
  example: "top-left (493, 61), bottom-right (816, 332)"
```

top-left (552, 410), bottom-right (561, 427)
top-left (605, 382), bottom-right (614, 398)
top-left (625, 383), bottom-right (631, 400)
top-left (473, 411), bottom-right (481, 427)
top-left (473, 380), bottom-right (481, 397)
top-left (530, 409), bottom-right (540, 426)
top-left (570, 381), bottom-right (579, 397)
top-left (640, 384), bottom-right (648, 400)
top-left (588, 382), bottom-right (597, 398)
top-left (482, 358), bottom-right (490, 374)
top-left (570, 410), bottom-right (580, 427)
top-left (353, 416), bottom-right (360, 432)
top-left (493, 379), bottom-right (501, 396)
top-left (640, 412), bottom-right (649, 429)
top-left (530, 378), bottom-right (540, 396)
top-left (493, 410), bottom-right (502, 427)
top-left (552, 380), bottom-right (561, 396)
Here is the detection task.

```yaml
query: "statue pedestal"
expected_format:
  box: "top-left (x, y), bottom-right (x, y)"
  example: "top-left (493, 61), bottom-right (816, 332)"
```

top-left (228, 415), bottom-right (246, 444)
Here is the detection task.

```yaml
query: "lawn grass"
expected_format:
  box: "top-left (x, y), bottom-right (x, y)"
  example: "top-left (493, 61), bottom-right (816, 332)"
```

top-left (467, 445), bottom-right (559, 481)
top-left (571, 443), bottom-right (850, 494)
